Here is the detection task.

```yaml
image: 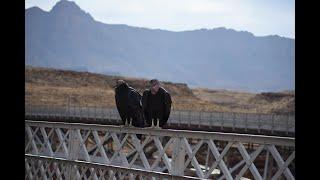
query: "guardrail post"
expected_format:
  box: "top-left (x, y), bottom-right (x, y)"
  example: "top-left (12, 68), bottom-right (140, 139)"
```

top-left (99, 107), bottom-right (101, 119)
top-left (87, 105), bottom-right (90, 119)
top-left (198, 111), bottom-right (201, 128)
top-left (232, 113), bottom-right (236, 131)
top-left (49, 105), bottom-right (52, 118)
top-left (258, 114), bottom-right (261, 133)
top-left (84, 105), bottom-right (87, 119)
top-left (76, 106), bottom-right (79, 118)
top-left (42, 105), bottom-right (45, 118)
top-left (209, 112), bottom-right (213, 129)
top-left (83, 106), bottom-right (85, 119)
top-left (37, 105), bottom-right (41, 117)
top-left (53, 105), bottom-right (56, 118)
top-left (54, 105), bottom-right (57, 119)
top-left (221, 113), bottom-right (224, 130)
top-left (101, 107), bottom-right (104, 120)
top-left (72, 106), bottom-right (75, 118)
top-left (245, 113), bottom-right (248, 132)
top-left (188, 111), bottom-right (191, 127)
top-left (73, 106), bottom-right (76, 118)
top-left (85, 105), bottom-right (87, 119)
top-left (171, 137), bottom-right (185, 176)
top-left (81, 106), bottom-right (83, 119)
top-left (50, 105), bottom-right (52, 118)
top-left (45, 105), bottom-right (48, 119)
top-left (286, 115), bottom-right (289, 135)
top-left (271, 115), bottom-right (274, 134)
top-left (80, 106), bottom-right (82, 119)
top-left (178, 111), bottom-right (181, 127)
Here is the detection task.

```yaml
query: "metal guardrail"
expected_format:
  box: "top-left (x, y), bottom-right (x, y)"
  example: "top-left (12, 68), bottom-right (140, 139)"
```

top-left (25, 105), bottom-right (295, 134)
top-left (25, 120), bottom-right (295, 179)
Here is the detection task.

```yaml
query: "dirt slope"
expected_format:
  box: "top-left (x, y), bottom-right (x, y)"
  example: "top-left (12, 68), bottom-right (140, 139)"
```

top-left (25, 66), bottom-right (294, 114)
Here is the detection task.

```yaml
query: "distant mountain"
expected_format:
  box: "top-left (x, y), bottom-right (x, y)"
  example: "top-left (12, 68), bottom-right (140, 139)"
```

top-left (25, 0), bottom-right (295, 92)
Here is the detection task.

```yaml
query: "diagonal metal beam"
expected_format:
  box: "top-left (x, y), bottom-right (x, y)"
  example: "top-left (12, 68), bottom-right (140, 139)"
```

top-left (25, 126), bottom-right (40, 154)
top-left (55, 128), bottom-right (70, 158)
top-left (40, 127), bottom-right (54, 156)
top-left (268, 145), bottom-right (295, 180)
top-left (109, 133), bottom-right (130, 164)
top-left (183, 139), bottom-right (204, 170)
top-left (271, 151), bottom-right (295, 180)
top-left (235, 143), bottom-right (264, 180)
top-left (208, 140), bottom-right (233, 180)
top-left (129, 134), bottom-right (151, 170)
top-left (205, 141), bottom-right (233, 178)
top-left (152, 136), bottom-right (173, 173)
top-left (111, 133), bottom-right (129, 166)
top-left (183, 137), bottom-right (205, 178)
top-left (91, 131), bottom-right (110, 164)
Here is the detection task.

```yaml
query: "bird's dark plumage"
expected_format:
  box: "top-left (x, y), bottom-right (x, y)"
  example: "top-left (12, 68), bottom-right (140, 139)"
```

top-left (115, 83), bottom-right (144, 128)
top-left (142, 87), bottom-right (172, 127)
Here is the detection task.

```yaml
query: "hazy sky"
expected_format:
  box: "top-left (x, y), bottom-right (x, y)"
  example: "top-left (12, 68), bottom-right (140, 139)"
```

top-left (25, 0), bottom-right (295, 39)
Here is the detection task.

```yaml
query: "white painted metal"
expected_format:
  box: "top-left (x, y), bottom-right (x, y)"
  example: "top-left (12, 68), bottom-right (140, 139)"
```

top-left (25, 120), bottom-right (295, 179)
top-left (268, 145), bottom-right (295, 180)
top-left (206, 141), bottom-right (233, 179)
top-left (172, 137), bottom-right (186, 176)
top-left (235, 143), bottom-right (264, 180)
top-left (26, 120), bottom-right (295, 146)
top-left (25, 154), bottom-right (202, 180)
top-left (151, 136), bottom-right (172, 173)
top-left (208, 139), bottom-right (233, 180)
top-left (263, 149), bottom-right (270, 180)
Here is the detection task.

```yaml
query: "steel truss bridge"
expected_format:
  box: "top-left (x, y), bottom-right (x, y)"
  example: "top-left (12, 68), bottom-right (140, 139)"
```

top-left (25, 118), bottom-right (295, 179)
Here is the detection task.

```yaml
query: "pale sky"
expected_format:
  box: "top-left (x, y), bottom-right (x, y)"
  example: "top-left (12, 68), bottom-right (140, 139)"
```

top-left (25, 0), bottom-right (295, 39)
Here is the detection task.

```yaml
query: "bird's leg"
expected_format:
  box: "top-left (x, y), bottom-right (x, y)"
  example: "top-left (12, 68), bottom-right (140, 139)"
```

top-left (155, 118), bottom-right (160, 129)
top-left (151, 118), bottom-right (154, 128)
top-left (129, 118), bottom-right (133, 127)
top-left (125, 118), bottom-right (128, 126)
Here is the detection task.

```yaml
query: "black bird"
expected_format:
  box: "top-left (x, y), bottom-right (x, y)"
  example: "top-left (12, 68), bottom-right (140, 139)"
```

top-left (114, 80), bottom-right (145, 130)
top-left (142, 79), bottom-right (172, 128)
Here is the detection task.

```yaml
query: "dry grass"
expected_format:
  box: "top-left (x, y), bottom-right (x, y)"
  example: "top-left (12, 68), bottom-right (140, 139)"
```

top-left (25, 66), bottom-right (294, 114)
top-left (192, 88), bottom-right (294, 114)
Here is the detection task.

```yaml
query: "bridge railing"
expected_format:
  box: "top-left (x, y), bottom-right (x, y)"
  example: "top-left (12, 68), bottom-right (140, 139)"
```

top-left (25, 154), bottom-right (201, 180)
top-left (25, 120), bottom-right (295, 180)
top-left (25, 104), bottom-right (295, 134)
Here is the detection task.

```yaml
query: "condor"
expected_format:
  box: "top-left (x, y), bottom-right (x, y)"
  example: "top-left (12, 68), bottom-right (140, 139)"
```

top-left (114, 80), bottom-right (144, 129)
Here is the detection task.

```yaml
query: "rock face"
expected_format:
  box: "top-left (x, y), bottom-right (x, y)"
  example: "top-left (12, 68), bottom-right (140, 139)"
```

top-left (25, 0), bottom-right (295, 92)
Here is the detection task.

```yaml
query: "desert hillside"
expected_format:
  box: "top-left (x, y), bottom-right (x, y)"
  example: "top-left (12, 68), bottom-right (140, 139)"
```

top-left (25, 66), bottom-right (294, 114)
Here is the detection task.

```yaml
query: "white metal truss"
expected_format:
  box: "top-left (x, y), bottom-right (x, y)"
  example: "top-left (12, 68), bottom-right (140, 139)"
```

top-left (25, 154), bottom-right (201, 180)
top-left (25, 120), bottom-right (295, 179)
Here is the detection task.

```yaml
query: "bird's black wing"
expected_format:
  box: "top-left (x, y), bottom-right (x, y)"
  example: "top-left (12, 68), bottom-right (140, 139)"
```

top-left (128, 89), bottom-right (144, 127)
top-left (115, 90), bottom-right (127, 124)
top-left (163, 90), bottom-right (172, 125)
top-left (142, 90), bottom-right (150, 125)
